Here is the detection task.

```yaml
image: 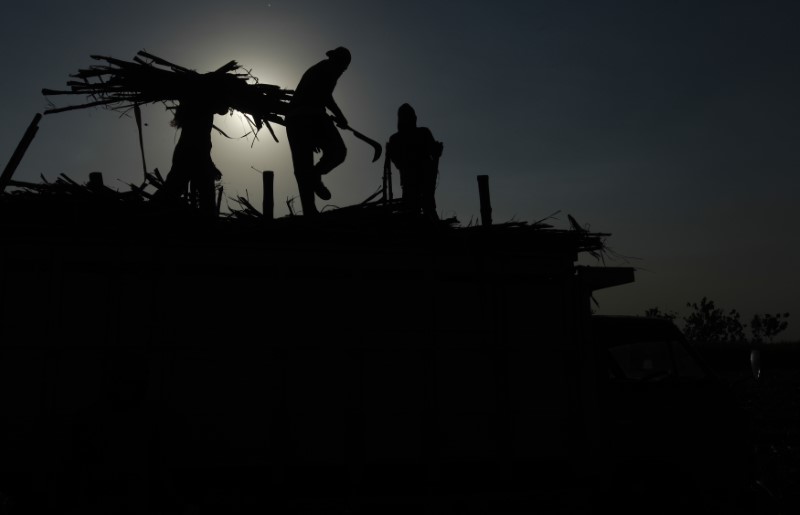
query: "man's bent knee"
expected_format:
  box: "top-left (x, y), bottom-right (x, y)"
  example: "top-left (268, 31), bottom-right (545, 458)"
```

top-left (317, 145), bottom-right (347, 175)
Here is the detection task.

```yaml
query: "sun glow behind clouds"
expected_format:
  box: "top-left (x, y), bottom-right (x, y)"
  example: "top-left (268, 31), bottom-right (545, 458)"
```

top-left (110, 2), bottom-right (341, 215)
top-left (210, 107), bottom-right (294, 216)
top-left (153, 42), bottom-right (301, 216)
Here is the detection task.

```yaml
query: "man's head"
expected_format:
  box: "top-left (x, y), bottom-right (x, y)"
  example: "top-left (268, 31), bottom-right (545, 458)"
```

top-left (326, 46), bottom-right (351, 70)
top-left (397, 102), bottom-right (417, 131)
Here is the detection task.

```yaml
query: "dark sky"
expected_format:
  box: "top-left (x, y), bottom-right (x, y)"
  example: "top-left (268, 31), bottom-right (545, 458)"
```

top-left (2, 0), bottom-right (799, 339)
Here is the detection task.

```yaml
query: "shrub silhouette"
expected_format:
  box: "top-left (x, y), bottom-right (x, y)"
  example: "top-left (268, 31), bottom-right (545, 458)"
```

top-left (644, 297), bottom-right (790, 344)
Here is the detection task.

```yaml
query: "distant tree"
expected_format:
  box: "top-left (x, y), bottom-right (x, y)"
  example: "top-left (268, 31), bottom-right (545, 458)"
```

top-left (750, 312), bottom-right (790, 344)
top-left (682, 297), bottom-right (746, 344)
top-left (645, 299), bottom-right (790, 344)
top-left (643, 307), bottom-right (678, 322)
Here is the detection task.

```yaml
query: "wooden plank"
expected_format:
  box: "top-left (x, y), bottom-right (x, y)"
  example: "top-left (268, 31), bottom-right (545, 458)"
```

top-left (0, 113), bottom-right (42, 193)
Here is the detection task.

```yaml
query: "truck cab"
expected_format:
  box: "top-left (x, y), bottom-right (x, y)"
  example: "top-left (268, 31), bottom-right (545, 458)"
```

top-left (590, 315), bottom-right (764, 513)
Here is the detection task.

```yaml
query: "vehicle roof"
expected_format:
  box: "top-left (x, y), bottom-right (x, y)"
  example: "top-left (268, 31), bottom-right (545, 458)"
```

top-left (590, 315), bottom-right (686, 347)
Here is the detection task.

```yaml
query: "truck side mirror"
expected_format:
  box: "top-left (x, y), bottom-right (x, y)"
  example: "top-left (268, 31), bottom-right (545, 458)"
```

top-left (750, 348), bottom-right (762, 384)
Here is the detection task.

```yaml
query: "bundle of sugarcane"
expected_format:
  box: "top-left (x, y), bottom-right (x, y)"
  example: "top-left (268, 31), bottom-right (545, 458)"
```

top-left (42, 50), bottom-right (294, 142)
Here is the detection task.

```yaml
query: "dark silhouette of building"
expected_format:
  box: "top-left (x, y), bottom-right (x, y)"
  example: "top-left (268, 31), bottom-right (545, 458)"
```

top-left (0, 181), bottom-right (775, 514)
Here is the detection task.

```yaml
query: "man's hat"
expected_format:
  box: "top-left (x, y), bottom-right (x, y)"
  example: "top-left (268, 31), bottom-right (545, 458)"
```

top-left (326, 46), bottom-right (351, 66)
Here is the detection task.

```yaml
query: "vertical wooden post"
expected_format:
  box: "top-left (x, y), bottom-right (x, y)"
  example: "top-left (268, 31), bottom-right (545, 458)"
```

top-left (263, 171), bottom-right (275, 220)
top-left (382, 141), bottom-right (392, 203)
top-left (133, 104), bottom-right (148, 183)
top-left (477, 174), bottom-right (492, 226)
top-left (0, 113), bottom-right (42, 193)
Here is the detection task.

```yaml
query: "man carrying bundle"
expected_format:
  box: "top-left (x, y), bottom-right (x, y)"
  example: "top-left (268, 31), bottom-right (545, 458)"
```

top-left (153, 94), bottom-right (229, 218)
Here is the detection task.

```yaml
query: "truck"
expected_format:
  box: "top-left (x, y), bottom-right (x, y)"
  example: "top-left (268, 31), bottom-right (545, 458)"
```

top-left (0, 204), bottom-right (768, 514)
top-left (589, 314), bottom-right (769, 513)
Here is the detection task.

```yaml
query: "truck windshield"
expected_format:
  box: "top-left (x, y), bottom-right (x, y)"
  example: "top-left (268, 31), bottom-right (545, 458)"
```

top-left (608, 339), bottom-right (707, 381)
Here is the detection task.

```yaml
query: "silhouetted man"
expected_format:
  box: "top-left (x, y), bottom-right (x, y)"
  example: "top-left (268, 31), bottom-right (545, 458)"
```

top-left (386, 103), bottom-right (443, 220)
top-left (286, 47), bottom-right (351, 216)
top-left (154, 95), bottom-right (228, 218)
